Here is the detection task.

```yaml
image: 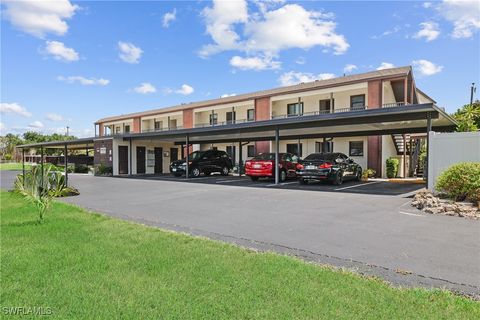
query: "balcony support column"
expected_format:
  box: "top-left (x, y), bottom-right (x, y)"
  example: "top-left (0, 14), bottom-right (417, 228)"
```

top-left (185, 134), bottom-right (189, 180)
top-left (275, 127), bottom-right (280, 185)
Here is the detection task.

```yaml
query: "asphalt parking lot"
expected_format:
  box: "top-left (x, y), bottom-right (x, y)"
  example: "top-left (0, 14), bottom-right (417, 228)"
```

top-left (120, 173), bottom-right (424, 196)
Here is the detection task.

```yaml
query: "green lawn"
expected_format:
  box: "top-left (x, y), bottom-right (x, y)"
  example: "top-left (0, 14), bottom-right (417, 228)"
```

top-left (0, 162), bottom-right (31, 171)
top-left (1, 191), bottom-right (478, 319)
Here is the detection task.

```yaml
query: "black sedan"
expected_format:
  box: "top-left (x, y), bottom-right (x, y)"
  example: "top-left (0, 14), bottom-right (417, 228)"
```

top-left (296, 152), bottom-right (362, 185)
top-left (170, 149), bottom-right (233, 177)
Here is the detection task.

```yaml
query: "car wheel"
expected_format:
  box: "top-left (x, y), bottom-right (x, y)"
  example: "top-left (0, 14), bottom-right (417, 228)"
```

top-left (250, 176), bottom-right (259, 182)
top-left (221, 166), bottom-right (229, 176)
top-left (333, 172), bottom-right (343, 185)
top-left (280, 170), bottom-right (287, 182)
top-left (355, 169), bottom-right (362, 181)
top-left (299, 178), bottom-right (307, 185)
top-left (191, 167), bottom-right (201, 178)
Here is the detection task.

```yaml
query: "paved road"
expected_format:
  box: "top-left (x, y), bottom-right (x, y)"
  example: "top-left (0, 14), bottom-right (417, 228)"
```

top-left (2, 171), bottom-right (479, 297)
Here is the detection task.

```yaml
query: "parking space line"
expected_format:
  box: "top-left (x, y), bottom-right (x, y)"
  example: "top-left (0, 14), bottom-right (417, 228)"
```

top-left (265, 181), bottom-right (299, 187)
top-left (333, 181), bottom-right (381, 191)
top-left (399, 211), bottom-right (425, 217)
top-left (216, 179), bottom-right (249, 184)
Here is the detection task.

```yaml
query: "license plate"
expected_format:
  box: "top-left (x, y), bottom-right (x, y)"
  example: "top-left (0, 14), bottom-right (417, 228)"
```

top-left (172, 168), bottom-right (176, 172)
top-left (306, 165), bottom-right (316, 170)
top-left (253, 164), bottom-right (262, 169)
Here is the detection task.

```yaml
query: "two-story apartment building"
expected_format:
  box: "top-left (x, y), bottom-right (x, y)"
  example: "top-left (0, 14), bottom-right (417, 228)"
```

top-left (90, 66), bottom-right (455, 179)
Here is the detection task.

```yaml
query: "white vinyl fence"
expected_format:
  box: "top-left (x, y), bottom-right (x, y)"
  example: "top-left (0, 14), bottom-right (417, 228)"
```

top-left (428, 131), bottom-right (480, 190)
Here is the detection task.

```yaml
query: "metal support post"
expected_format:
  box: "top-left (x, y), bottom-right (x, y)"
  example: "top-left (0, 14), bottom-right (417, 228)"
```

top-left (275, 127), bottom-right (279, 185)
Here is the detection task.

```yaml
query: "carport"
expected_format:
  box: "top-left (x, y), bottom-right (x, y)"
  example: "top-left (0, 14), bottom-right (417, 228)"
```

top-left (120, 103), bottom-right (456, 185)
top-left (17, 137), bottom-right (95, 187)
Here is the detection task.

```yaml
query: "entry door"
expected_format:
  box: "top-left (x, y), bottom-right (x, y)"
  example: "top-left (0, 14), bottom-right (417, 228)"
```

top-left (170, 148), bottom-right (178, 162)
top-left (118, 146), bottom-right (129, 174)
top-left (226, 146), bottom-right (235, 165)
top-left (226, 111), bottom-right (236, 124)
top-left (154, 147), bottom-right (163, 174)
top-left (136, 146), bottom-right (146, 174)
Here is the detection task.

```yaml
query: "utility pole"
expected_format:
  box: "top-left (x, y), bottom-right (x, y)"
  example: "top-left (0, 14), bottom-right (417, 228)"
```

top-left (66, 126), bottom-right (70, 137)
top-left (470, 83), bottom-right (476, 106)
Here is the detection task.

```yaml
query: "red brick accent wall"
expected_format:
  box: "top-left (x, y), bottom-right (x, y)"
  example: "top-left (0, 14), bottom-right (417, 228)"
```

top-left (93, 139), bottom-right (113, 170)
top-left (367, 80), bottom-right (383, 176)
top-left (255, 97), bottom-right (270, 120)
top-left (183, 109), bottom-right (193, 129)
top-left (132, 117), bottom-right (141, 133)
top-left (255, 97), bottom-right (271, 153)
top-left (98, 123), bottom-right (104, 137)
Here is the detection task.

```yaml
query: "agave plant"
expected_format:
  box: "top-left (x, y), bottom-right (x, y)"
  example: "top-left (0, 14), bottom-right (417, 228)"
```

top-left (14, 165), bottom-right (52, 223)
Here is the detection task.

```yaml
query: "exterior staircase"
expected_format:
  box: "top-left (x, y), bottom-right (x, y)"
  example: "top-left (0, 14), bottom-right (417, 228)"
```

top-left (390, 134), bottom-right (425, 177)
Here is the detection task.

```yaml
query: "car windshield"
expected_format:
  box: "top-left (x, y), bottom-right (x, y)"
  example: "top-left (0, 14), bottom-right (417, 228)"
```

top-left (188, 151), bottom-right (205, 160)
top-left (253, 153), bottom-right (277, 160)
top-left (304, 153), bottom-right (336, 162)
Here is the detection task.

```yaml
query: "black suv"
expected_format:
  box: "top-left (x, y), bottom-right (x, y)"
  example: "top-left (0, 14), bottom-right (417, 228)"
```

top-left (170, 150), bottom-right (233, 177)
top-left (296, 152), bottom-right (362, 185)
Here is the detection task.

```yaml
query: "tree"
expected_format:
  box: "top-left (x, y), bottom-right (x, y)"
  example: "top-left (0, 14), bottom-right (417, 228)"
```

top-left (453, 101), bottom-right (480, 132)
top-left (0, 134), bottom-right (24, 160)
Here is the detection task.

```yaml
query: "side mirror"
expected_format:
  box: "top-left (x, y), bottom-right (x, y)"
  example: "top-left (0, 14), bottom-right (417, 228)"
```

top-left (347, 158), bottom-right (354, 164)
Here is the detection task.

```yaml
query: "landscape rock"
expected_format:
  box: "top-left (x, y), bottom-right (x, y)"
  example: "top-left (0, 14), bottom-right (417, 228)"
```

top-left (411, 189), bottom-right (480, 220)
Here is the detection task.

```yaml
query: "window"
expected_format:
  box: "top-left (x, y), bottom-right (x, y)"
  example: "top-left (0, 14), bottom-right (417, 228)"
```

top-left (350, 95), bottom-right (365, 109)
top-left (209, 113), bottom-right (218, 125)
top-left (349, 141), bottom-right (364, 156)
top-left (319, 99), bottom-right (333, 114)
top-left (315, 141), bottom-right (333, 153)
top-left (247, 109), bottom-right (255, 121)
top-left (124, 125), bottom-right (130, 133)
top-left (169, 119), bottom-right (177, 129)
top-left (115, 127), bottom-right (120, 134)
top-left (247, 145), bottom-right (255, 157)
top-left (286, 143), bottom-right (302, 157)
top-left (154, 121), bottom-right (162, 131)
top-left (287, 102), bottom-right (303, 116)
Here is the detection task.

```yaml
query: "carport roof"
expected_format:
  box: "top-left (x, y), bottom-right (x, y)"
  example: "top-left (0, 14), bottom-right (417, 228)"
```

top-left (18, 103), bottom-right (456, 149)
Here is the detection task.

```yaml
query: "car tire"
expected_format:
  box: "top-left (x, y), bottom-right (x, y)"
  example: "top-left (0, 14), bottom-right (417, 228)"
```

top-left (299, 178), bottom-right (307, 185)
top-left (191, 167), bottom-right (201, 178)
top-left (355, 169), bottom-right (362, 181)
top-left (250, 176), bottom-right (259, 181)
top-left (333, 172), bottom-right (343, 185)
top-left (221, 166), bottom-right (229, 176)
top-left (280, 170), bottom-right (287, 182)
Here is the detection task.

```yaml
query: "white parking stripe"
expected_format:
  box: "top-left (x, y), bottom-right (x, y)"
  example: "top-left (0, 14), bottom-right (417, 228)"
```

top-left (265, 181), bottom-right (299, 187)
top-left (216, 179), bottom-right (248, 183)
top-left (333, 181), bottom-right (381, 191)
top-left (399, 211), bottom-right (425, 217)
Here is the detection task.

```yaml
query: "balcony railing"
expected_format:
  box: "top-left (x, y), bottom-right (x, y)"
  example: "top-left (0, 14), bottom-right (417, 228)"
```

top-left (97, 102), bottom-right (412, 136)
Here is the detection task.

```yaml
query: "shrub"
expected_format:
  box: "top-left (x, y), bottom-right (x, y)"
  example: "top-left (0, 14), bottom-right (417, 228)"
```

top-left (362, 168), bottom-right (376, 180)
top-left (14, 165), bottom-right (52, 223)
top-left (386, 158), bottom-right (399, 178)
top-left (74, 165), bottom-right (89, 173)
top-left (95, 164), bottom-right (113, 176)
top-left (436, 162), bottom-right (480, 203)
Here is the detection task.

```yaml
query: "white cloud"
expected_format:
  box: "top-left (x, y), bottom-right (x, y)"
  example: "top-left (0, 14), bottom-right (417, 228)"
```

top-left (46, 113), bottom-right (64, 121)
top-left (221, 93), bottom-right (236, 98)
top-left (279, 71), bottom-right (335, 86)
top-left (423, 2), bottom-right (432, 9)
top-left (199, 1), bottom-right (349, 63)
top-left (376, 62), bottom-right (395, 70)
top-left (29, 121), bottom-right (44, 129)
top-left (57, 76), bottom-right (109, 86)
top-left (413, 21), bottom-right (440, 41)
top-left (0, 122), bottom-right (5, 134)
top-left (134, 83), bottom-right (157, 94)
top-left (343, 64), bottom-right (357, 73)
top-left (413, 59), bottom-right (444, 76)
top-left (118, 41), bottom-right (143, 64)
top-left (175, 84), bottom-right (194, 95)
top-left (230, 55), bottom-right (281, 71)
top-left (295, 56), bottom-right (306, 65)
top-left (0, 102), bottom-right (32, 117)
top-left (44, 40), bottom-right (79, 62)
top-left (2, 0), bottom-right (78, 38)
top-left (371, 25), bottom-right (401, 39)
top-left (437, 0), bottom-right (480, 38)
top-left (162, 9), bottom-right (177, 28)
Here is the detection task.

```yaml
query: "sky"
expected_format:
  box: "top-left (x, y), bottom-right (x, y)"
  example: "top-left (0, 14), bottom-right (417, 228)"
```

top-left (1, 0), bottom-right (479, 138)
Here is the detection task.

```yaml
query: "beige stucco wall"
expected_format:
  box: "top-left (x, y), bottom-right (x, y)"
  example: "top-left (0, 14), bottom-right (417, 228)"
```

top-left (382, 81), bottom-right (396, 105)
top-left (194, 104), bottom-right (254, 127)
top-left (381, 135), bottom-right (403, 178)
top-left (112, 138), bottom-right (180, 175)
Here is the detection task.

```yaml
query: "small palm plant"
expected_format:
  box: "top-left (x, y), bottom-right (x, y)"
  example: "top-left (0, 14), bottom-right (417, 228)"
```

top-left (14, 165), bottom-right (53, 223)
